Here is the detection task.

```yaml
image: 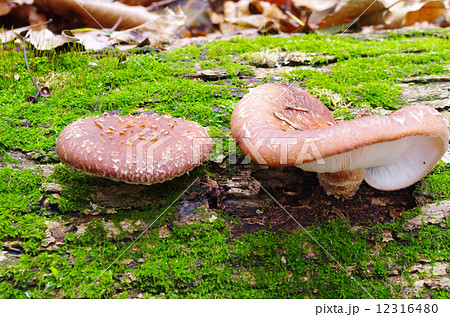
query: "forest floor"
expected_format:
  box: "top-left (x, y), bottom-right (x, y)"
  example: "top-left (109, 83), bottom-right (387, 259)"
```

top-left (0, 27), bottom-right (449, 298)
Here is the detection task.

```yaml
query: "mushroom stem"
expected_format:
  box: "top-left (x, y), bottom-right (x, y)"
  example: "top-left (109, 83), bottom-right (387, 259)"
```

top-left (317, 169), bottom-right (365, 199)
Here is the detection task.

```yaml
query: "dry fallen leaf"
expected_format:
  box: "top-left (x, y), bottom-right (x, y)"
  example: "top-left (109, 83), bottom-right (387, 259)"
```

top-left (110, 6), bottom-right (187, 46)
top-left (73, 29), bottom-right (112, 51)
top-left (310, 0), bottom-right (449, 30)
top-left (26, 28), bottom-right (79, 50)
top-left (0, 0), bottom-right (34, 16)
top-left (385, 0), bottom-right (449, 27)
top-left (27, 4), bottom-right (47, 27)
top-left (313, 0), bottom-right (388, 29)
top-left (119, 0), bottom-right (156, 6)
top-left (37, 0), bottom-right (161, 30)
top-left (221, 0), bottom-right (287, 32)
top-left (0, 29), bottom-right (18, 43)
top-left (0, 0), bottom-right (16, 16)
top-left (405, 1), bottom-right (448, 25)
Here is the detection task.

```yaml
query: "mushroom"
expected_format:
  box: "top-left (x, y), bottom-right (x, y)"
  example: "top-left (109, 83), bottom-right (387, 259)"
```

top-left (56, 113), bottom-right (213, 184)
top-left (230, 83), bottom-right (449, 199)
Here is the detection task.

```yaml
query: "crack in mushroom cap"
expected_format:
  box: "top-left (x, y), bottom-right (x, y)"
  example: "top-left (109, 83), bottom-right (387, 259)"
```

top-left (56, 113), bottom-right (213, 184)
top-left (231, 83), bottom-right (449, 191)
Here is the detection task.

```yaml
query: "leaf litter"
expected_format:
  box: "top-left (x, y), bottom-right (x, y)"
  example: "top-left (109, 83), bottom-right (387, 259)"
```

top-left (1, 0), bottom-right (449, 51)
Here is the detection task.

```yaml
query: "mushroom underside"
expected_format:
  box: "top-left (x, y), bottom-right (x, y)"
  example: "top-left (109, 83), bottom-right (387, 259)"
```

top-left (230, 84), bottom-right (449, 199)
top-left (298, 135), bottom-right (445, 192)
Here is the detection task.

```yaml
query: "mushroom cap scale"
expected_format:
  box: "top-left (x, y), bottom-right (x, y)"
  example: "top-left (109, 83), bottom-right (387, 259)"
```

top-left (231, 83), bottom-right (449, 191)
top-left (56, 113), bottom-right (213, 185)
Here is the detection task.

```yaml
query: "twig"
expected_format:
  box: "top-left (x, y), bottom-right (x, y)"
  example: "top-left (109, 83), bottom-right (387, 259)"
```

top-left (13, 19), bottom-right (53, 35)
top-left (22, 39), bottom-right (40, 94)
top-left (283, 105), bottom-right (310, 112)
top-left (18, 35), bottom-right (50, 103)
top-left (285, 10), bottom-right (305, 27)
top-left (110, 15), bottom-right (124, 32)
top-left (273, 111), bottom-right (303, 130)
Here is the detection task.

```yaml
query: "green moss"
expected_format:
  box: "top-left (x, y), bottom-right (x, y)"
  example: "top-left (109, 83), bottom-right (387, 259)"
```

top-left (1, 211), bottom-right (448, 298)
top-left (47, 165), bottom-right (94, 213)
top-left (0, 46), bottom-right (240, 153)
top-left (415, 162), bottom-right (450, 202)
top-left (1, 29), bottom-right (449, 299)
top-left (2, 31), bottom-right (449, 153)
top-left (0, 167), bottom-right (45, 252)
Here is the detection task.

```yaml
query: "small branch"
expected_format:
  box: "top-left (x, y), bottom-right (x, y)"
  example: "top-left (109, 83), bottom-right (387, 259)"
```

top-left (13, 19), bottom-right (53, 35)
top-left (17, 34), bottom-right (51, 103)
top-left (273, 111), bottom-right (303, 130)
top-left (110, 15), bottom-right (124, 32)
top-left (22, 38), bottom-right (40, 93)
top-left (285, 10), bottom-right (305, 27)
top-left (283, 105), bottom-right (310, 112)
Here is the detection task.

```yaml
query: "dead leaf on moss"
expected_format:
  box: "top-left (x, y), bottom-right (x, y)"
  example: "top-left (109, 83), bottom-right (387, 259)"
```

top-left (110, 7), bottom-right (186, 46)
top-left (74, 30), bottom-right (113, 51)
top-left (0, 28), bottom-right (20, 43)
top-left (26, 28), bottom-right (79, 50)
top-left (0, 18), bottom-right (51, 43)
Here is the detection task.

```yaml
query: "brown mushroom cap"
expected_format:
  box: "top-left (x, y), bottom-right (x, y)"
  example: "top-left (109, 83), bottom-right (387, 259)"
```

top-left (231, 83), bottom-right (449, 194)
top-left (56, 113), bottom-right (213, 184)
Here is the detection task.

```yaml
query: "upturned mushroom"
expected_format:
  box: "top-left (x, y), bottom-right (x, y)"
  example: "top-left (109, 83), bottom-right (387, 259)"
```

top-left (231, 83), bottom-right (449, 199)
top-left (56, 113), bottom-right (213, 184)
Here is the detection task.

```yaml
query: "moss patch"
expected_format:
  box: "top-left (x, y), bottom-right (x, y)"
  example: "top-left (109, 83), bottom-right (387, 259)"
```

top-left (0, 28), bottom-right (449, 298)
top-left (0, 167), bottom-right (45, 253)
top-left (415, 162), bottom-right (450, 202)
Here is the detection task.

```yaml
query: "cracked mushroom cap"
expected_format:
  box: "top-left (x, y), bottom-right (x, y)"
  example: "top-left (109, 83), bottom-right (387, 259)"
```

top-left (231, 83), bottom-right (449, 191)
top-left (56, 113), bottom-right (213, 184)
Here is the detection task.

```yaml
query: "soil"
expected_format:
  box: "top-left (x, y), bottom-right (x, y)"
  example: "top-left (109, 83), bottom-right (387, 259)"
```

top-left (180, 163), bottom-right (416, 238)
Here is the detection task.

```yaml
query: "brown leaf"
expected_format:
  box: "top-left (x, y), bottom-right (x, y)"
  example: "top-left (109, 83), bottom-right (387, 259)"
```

top-left (1, 0), bottom-right (35, 17)
top-left (222, 0), bottom-right (287, 31)
top-left (279, 19), bottom-right (303, 33)
top-left (314, 0), bottom-right (387, 29)
top-left (119, 0), bottom-right (157, 6)
top-left (389, 208), bottom-right (403, 220)
top-left (249, 0), bottom-right (264, 14)
top-left (110, 7), bottom-right (186, 46)
top-left (38, 0), bottom-right (161, 30)
top-left (27, 4), bottom-right (46, 28)
top-left (0, 0), bottom-right (16, 16)
top-left (384, 0), bottom-right (449, 27)
top-left (405, 1), bottom-right (447, 25)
